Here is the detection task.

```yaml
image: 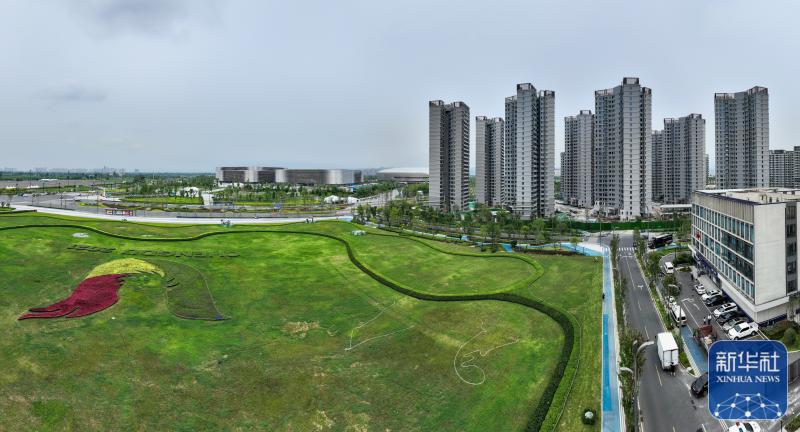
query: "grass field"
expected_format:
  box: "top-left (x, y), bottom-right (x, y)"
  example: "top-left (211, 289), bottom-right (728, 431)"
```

top-left (0, 213), bottom-right (601, 431)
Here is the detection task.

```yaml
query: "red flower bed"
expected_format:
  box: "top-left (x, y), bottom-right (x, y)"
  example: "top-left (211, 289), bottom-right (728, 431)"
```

top-left (19, 274), bottom-right (128, 320)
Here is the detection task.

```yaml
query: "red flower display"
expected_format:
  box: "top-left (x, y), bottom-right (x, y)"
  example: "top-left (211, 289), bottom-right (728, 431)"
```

top-left (19, 274), bottom-right (128, 320)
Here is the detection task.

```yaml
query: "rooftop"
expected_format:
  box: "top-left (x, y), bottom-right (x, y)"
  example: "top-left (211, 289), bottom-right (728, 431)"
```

top-left (697, 188), bottom-right (800, 205)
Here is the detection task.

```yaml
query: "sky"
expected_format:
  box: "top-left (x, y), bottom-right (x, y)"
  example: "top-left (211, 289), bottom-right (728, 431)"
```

top-left (1, 0), bottom-right (798, 172)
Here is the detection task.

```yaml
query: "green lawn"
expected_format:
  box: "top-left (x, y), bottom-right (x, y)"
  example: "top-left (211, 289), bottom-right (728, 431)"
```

top-left (0, 213), bottom-right (601, 430)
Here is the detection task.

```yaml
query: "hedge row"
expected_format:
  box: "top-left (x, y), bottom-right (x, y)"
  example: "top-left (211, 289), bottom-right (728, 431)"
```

top-left (2, 221), bottom-right (577, 431)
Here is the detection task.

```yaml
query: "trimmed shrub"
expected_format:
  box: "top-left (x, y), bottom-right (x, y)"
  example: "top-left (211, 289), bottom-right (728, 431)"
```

top-left (581, 408), bottom-right (596, 425)
top-left (784, 327), bottom-right (797, 347)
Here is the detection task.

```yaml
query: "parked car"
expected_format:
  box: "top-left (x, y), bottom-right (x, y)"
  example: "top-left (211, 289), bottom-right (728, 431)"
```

top-left (690, 372), bottom-right (708, 397)
top-left (701, 289), bottom-right (721, 301)
top-left (722, 317), bottom-right (748, 332)
top-left (728, 322), bottom-right (759, 340)
top-left (693, 284), bottom-right (706, 295)
top-left (716, 310), bottom-right (740, 324)
top-left (713, 302), bottom-right (738, 318)
top-left (727, 421), bottom-right (762, 432)
top-left (704, 294), bottom-right (725, 306)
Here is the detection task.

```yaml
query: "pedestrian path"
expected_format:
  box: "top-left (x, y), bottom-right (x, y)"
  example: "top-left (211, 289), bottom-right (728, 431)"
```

top-left (600, 243), bottom-right (623, 432)
top-left (680, 325), bottom-right (709, 374)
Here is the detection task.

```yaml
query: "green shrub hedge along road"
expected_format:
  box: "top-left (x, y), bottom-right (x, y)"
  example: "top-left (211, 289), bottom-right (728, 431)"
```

top-left (0, 213), bottom-right (601, 431)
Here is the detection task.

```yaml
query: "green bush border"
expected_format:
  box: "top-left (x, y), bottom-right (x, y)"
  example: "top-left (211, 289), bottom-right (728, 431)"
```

top-left (1, 220), bottom-right (580, 432)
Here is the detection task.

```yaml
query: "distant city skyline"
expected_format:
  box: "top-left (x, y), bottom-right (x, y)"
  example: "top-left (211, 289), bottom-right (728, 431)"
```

top-left (1, 1), bottom-right (799, 171)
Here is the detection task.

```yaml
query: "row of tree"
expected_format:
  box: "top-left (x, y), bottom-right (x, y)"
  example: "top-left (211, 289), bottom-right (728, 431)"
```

top-left (354, 200), bottom-right (580, 245)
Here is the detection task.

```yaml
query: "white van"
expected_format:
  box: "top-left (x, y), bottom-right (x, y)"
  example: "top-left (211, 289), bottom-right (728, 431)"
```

top-left (669, 304), bottom-right (687, 327)
top-left (663, 261), bottom-right (675, 274)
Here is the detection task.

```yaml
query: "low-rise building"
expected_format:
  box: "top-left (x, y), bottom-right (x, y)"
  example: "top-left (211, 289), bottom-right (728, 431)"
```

top-left (691, 188), bottom-right (800, 324)
top-left (275, 169), bottom-right (362, 185)
top-left (215, 166), bottom-right (283, 183)
top-left (376, 167), bottom-right (428, 183)
top-left (216, 167), bottom-right (361, 185)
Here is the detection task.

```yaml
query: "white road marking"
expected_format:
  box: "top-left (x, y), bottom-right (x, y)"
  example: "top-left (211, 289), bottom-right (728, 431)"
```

top-left (644, 326), bottom-right (650, 339)
top-left (638, 299), bottom-right (642, 311)
top-left (654, 364), bottom-right (663, 387)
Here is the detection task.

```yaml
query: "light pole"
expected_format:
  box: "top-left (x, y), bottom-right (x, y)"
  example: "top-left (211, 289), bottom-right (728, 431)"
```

top-left (620, 340), bottom-right (654, 432)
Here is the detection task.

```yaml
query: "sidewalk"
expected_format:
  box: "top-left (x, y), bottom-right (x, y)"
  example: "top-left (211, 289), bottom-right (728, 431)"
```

top-left (9, 205), bottom-right (344, 225)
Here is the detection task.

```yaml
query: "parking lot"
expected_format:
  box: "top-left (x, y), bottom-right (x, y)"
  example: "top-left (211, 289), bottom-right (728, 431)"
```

top-left (660, 253), bottom-right (764, 345)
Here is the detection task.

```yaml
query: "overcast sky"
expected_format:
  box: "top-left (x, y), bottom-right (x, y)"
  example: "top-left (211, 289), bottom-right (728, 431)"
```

top-left (1, 0), bottom-right (798, 172)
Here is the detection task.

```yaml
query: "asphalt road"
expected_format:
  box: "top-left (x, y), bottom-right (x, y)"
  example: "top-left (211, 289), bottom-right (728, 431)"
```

top-left (611, 233), bottom-right (723, 432)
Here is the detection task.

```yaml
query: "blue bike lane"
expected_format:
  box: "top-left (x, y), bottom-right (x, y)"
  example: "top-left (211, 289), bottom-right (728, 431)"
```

top-left (600, 243), bottom-right (623, 431)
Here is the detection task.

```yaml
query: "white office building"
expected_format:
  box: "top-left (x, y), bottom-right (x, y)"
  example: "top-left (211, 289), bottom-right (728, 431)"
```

top-left (429, 100), bottom-right (470, 212)
top-left (476, 116), bottom-right (504, 206)
top-left (691, 188), bottom-right (800, 324)
top-left (715, 87), bottom-right (770, 189)
top-left (561, 110), bottom-right (594, 208)
top-left (593, 77), bottom-right (653, 219)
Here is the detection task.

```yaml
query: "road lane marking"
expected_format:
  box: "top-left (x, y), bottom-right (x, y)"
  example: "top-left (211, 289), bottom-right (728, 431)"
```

top-left (654, 364), bottom-right (662, 387)
top-left (638, 299), bottom-right (642, 311)
top-left (644, 326), bottom-right (649, 339)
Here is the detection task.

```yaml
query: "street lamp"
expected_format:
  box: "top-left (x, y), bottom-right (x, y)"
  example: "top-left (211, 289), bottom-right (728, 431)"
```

top-left (619, 340), bottom-right (655, 432)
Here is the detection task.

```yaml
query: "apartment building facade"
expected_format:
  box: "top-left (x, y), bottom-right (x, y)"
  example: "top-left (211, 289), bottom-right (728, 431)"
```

top-left (715, 87), bottom-right (770, 189)
top-left (652, 114), bottom-right (706, 204)
top-left (507, 84), bottom-right (555, 218)
top-left (429, 100), bottom-right (470, 212)
top-left (770, 147), bottom-right (800, 188)
top-left (476, 116), bottom-right (504, 206)
top-left (593, 77), bottom-right (653, 219)
top-left (561, 110), bottom-right (594, 207)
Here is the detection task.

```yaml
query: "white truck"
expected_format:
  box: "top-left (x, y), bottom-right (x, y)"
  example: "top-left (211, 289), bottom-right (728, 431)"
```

top-left (656, 332), bottom-right (679, 371)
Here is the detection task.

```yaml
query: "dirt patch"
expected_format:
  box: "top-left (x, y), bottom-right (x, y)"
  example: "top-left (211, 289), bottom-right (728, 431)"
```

top-left (282, 321), bottom-right (320, 338)
top-left (313, 410), bottom-right (334, 431)
top-left (344, 412), bottom-right (371, 432)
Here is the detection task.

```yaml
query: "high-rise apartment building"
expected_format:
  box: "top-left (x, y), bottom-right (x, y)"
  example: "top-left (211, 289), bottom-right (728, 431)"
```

top-left (429, 100), bottom-right (470, 212)
top-left (506, 83), bottom-right (555, 218)
top-left (652, 114), bottom-right (706, 204)
top-left (504, 96), bottom-right (518, 208)
top-left (593, 77), bottom-right (652, 219)
top-left (476, 116), bottom-right (504, 206)
top-left (770, 147), bottom-right (800, 188)
top-left (715, 87), bottom-right (769, 189)
top-left (561, 110), bottom-right (594, 208)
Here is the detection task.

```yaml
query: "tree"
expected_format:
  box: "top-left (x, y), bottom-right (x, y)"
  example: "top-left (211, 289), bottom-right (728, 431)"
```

top-left (647, 254), bottom-right (661, 279)
top-left (570, 236), bottom-right (580, 252)
top-left (610, 234), bottom-right (620, 258)
top-left (520, 225), bottom-right (530, 240)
